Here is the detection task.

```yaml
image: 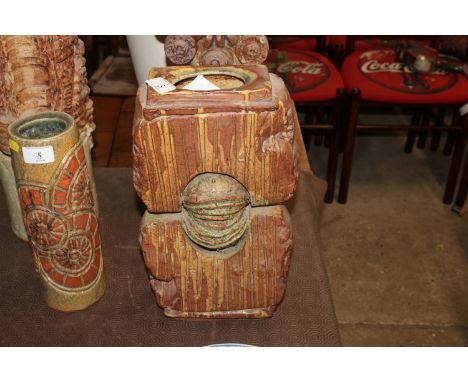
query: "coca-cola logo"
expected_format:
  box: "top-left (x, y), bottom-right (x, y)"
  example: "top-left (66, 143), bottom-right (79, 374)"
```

top-left (267, 51), bottom-right (330, 93)
top-left (361, 60), bottom-right (447, 75)
top-left (276, 61), bottom-right (324, 75)
top-left (358, 50), bottom-right (457, 94)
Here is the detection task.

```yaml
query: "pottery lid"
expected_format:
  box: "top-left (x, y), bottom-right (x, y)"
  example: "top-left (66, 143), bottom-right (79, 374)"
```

top-left (143, 64), bottom-right (277, 116)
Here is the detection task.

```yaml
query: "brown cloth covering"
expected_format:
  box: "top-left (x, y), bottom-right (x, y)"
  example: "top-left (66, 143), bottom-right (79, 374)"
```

top-left (0, 168), bottom-right (340, 346)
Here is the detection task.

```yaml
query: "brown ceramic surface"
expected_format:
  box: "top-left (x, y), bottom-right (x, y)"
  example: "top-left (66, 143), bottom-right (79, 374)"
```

top-left (140, 205), bottom-right (292, 318)
top-left (133, 61), bottom-right (298, 318)
top-left (134, 67), bottom-right (298, 213)
top-left (165, 35), bottom-right (269, 67)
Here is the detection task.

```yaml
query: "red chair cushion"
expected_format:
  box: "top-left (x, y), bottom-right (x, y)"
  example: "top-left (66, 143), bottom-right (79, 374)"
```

top-left (266, 49), bottom-right (344, 103)
top-left (341, 49), bottom-right (468, 104)
top-left (268, 36), bottom-right (317, 52)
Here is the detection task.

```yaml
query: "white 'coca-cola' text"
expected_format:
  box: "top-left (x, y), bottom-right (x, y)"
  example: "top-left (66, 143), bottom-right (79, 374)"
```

top-left (361, 60), bottom-right (447, 75)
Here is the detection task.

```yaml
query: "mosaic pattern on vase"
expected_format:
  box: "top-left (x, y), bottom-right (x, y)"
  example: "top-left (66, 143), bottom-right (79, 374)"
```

top-left (18, 143), bottom-right (101, 291)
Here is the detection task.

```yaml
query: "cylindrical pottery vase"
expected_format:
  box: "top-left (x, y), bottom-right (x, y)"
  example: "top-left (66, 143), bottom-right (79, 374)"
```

top-left (8, 111), bottom-right (105, 312)
top-left (0, 125), bottom-right (99, 242)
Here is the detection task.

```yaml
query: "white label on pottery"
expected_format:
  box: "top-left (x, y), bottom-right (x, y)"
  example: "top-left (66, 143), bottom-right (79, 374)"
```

top-left (22, 146), bottom-right (55, 164)
top-left (460, 103), bottom-right (468, 116)
top-left (146, 77), bottom-right (176, 94)
top-left (183, 75), bottom-right (220, 91)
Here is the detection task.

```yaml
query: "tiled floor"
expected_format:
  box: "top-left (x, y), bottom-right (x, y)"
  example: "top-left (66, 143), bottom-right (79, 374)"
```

top-left (91, 94), bottom-right (468, 346)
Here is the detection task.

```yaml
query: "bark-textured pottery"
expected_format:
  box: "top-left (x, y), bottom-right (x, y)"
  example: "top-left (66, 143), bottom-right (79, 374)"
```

top-left (0, 35), bottom-right (97, 241)
top-left (133, 63), bottom-right (299, 318)
top-left (8, 111), bottom-right (105, 312)
top-left (165, 35), bottom-right (269, 67)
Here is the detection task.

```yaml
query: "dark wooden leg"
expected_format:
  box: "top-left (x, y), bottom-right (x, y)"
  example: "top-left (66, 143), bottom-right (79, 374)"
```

top-left (302, 129), bottom-right (312, 150)
top-left (443, 133), bottom-right (457, 156)
top-left (338, 89), bottom-right (360, 204)
top-left (301, 105), bottom-right (313, 150)
top-left (443, 113), bottom-right (468, 204)
top-left (452, 153), bottom-right (468, 216)
top-left (430, 131), bottom-right (442, 151)
top-left (443, 112), bottom-right (459, 156)
top-left (430, 108), bottom-right (445, 151)
top-left (314, 132), bottom-right (323, 146)
top-left (315, 109), bottom-right (326, 146)
top-left (324, 89), bottom-right (345, 203)
top-left (416, 112), bottom-right (430, 149)
top-left (404, 110), bottom-right (422, 153)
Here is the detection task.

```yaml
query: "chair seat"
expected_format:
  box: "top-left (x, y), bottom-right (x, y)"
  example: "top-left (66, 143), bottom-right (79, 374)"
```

top-left (266, 49), bottom-right (344, 103)
top-left (341, 49), bottom-right (468, 104)
top-left (268, 36), bottom-right (317, 52)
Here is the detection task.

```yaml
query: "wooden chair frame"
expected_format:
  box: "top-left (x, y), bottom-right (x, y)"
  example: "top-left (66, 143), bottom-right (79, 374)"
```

top-left (339, 89), bottom-right (468, 204)
top-left (267, 36), bottom-right (345, 203)
top-left (451, 113), bottom-right (468, 216)
top-left (299, 88), bottom-right (346, 203)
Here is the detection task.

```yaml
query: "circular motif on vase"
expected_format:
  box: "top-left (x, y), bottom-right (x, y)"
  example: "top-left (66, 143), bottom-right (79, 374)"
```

top-left (51, 233), bottom-right (94, 276)
top-left (235, 36), bottom-right (268, 64)
top-left (25, 207), bottom-right (67, 251)
top-left (165, 35), bottom-right (197, 65)
top-left (69, 164), bottom-right (93, 209)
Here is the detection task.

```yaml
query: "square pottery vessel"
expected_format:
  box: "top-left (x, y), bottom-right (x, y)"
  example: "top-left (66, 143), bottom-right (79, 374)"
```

top-left (133, 65), bottom-right (299, 318)
top-left (133, 64), bottom-right (298, 213)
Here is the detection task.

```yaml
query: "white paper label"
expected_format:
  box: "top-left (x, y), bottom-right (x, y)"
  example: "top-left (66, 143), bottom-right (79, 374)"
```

top-left (22, 146), bottom-right (55, 164)
top-left (182, 74), bottom-right (220, 91)
top-left (460, 103), bottom-right (468, 116)
top-left (146, 77), bottom-right (176, 94)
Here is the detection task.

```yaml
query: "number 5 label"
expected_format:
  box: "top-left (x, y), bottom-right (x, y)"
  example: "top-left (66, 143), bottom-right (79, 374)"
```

top-left (22, 146), bottom-right (55, 164)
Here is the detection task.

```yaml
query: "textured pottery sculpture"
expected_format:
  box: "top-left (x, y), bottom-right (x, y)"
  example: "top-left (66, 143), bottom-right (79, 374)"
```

top-left (133, 58), bottom-right (299, 318)
top-left (8, 112), bottom-right (105, 312)
top-left (0, 35), bottom-right (97, 241)
top-left (165, 35), bottom-right (269, 67)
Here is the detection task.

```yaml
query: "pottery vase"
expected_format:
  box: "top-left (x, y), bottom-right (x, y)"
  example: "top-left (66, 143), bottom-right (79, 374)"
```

top-left (8, 111), bottom-right (105, 312)
top-left (133, 64), bottom-right (298, 318)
